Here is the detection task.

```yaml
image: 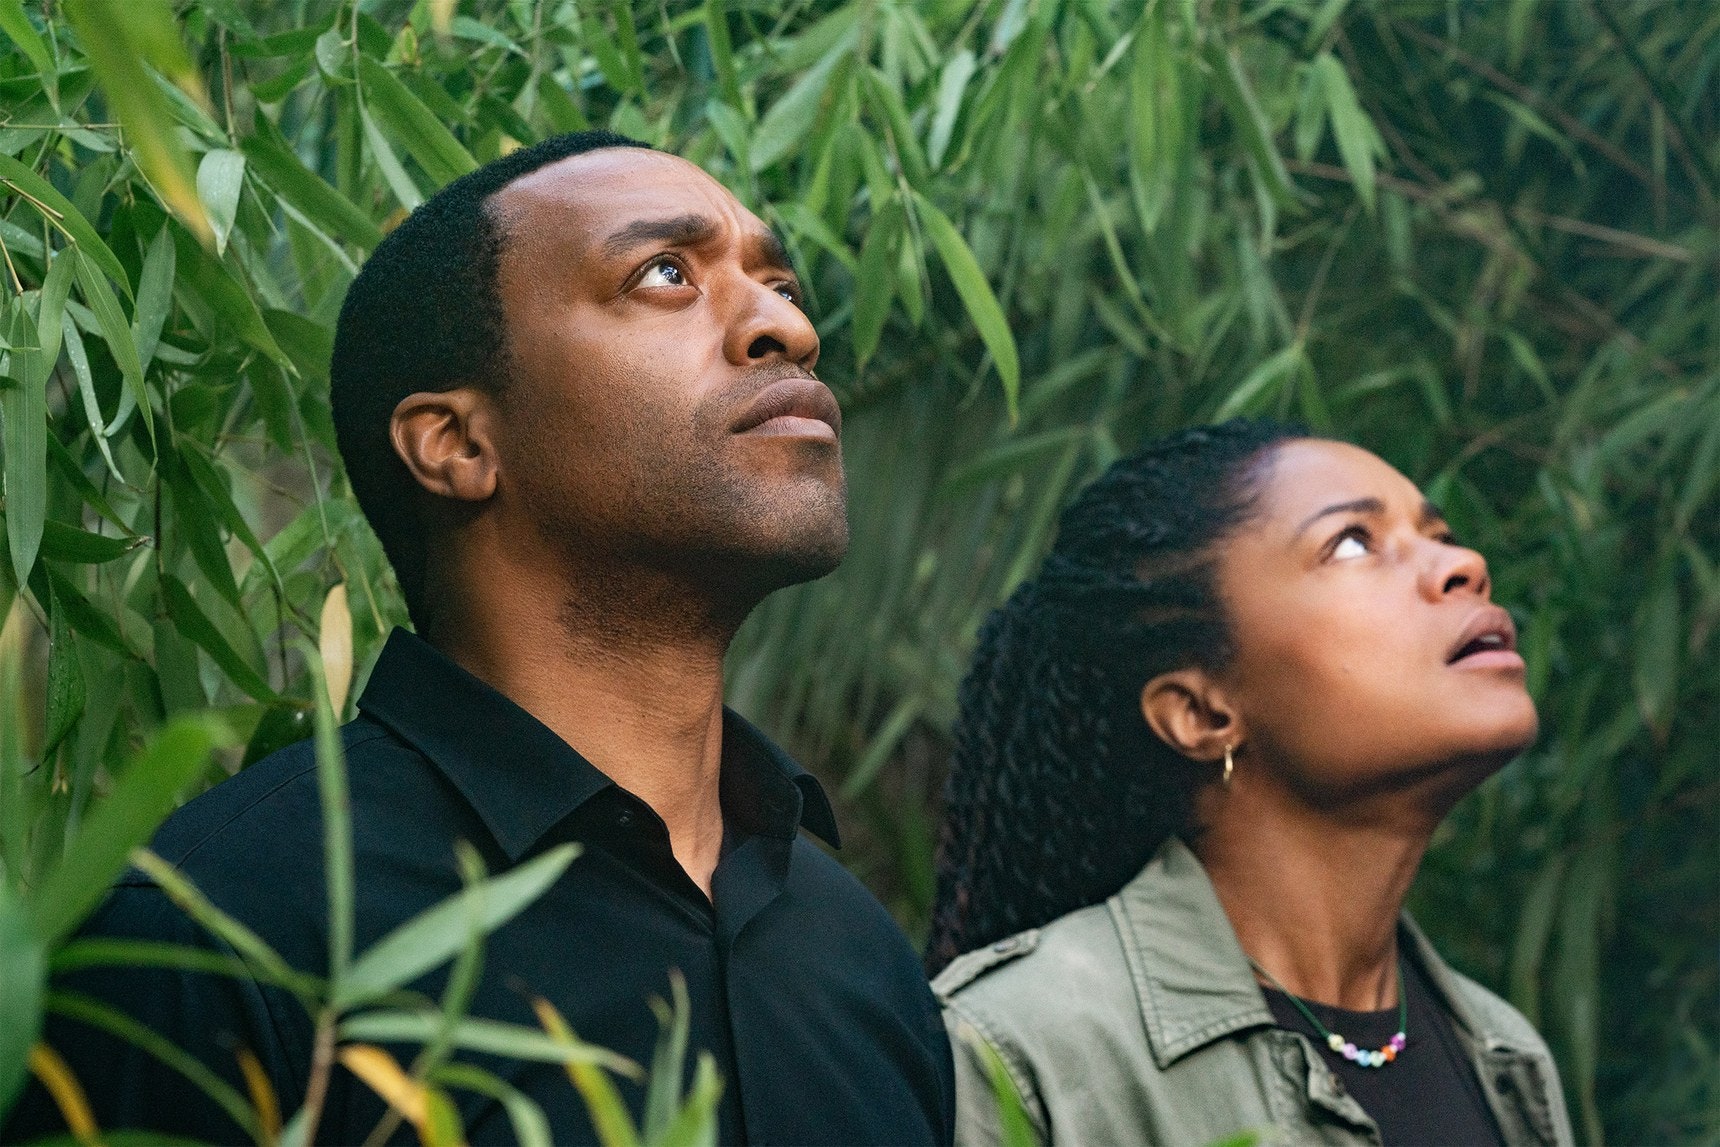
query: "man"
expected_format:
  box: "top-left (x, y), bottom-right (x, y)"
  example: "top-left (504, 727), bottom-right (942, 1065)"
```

top-left (9, 132), bottom-right (954, 1144)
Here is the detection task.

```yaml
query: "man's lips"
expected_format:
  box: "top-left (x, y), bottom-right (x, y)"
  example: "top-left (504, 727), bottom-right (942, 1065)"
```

top-left (1447, 605), bottom-right (1522, 668)
top-left (731, 376), bottom-right (841, 441)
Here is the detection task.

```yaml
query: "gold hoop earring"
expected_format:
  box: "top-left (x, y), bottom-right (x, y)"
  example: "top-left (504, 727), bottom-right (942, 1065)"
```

top-left (1222, 744), bottom-right (1235, 787)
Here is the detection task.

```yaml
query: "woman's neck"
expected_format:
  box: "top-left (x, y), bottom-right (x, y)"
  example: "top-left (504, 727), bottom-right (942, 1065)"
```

top-left (1192, 779), bottom-right (1436, 1011)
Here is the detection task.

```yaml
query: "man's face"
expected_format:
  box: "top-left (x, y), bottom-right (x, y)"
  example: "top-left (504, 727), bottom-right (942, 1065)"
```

top-left (484, 148), bottom-right (847, 601)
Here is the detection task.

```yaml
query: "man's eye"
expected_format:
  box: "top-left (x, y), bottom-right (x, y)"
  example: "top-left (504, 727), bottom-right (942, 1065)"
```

top-left (1331, 530), bottom-right (1369, 560)
top-left (637, 259), bottom-right (688, 288)
top-left (775, 281), bottom-right (803, 305)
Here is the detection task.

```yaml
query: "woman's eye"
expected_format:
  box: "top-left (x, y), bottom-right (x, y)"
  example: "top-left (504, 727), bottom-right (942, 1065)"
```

top-left (637, 259), bottom-right (688, 288)
top-left (1331, 530), bottom-right (1369, 560)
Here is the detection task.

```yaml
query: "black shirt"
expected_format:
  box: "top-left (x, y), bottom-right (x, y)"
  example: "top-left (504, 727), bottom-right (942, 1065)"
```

top-left (9, 629), bottom-right (954, 1145)
top-left (1263, 949), bottom-right (1504, 1146)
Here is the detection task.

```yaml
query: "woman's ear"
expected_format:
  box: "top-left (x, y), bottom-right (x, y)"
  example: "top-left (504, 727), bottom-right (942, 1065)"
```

top-left (390, 389), bottom-right (499, 503)
top-left (1140, 668), bottom-right (1246, 764)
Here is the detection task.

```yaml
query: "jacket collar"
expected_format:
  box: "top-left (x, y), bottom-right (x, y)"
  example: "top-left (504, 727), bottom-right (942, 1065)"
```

top-left (356, 628), bottom-right (839, 862)
top-left (1109, 837), bottom-right (1536, 1070)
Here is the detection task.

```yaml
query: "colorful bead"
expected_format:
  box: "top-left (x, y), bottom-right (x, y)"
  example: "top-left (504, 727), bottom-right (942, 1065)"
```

top-left (1327, 1033), bottom-right (1345, 1052)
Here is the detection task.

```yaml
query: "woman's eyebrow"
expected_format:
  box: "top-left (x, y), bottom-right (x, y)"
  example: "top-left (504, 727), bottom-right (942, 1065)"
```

top-left (1293, 497), bottom-right (1385, 539)
top-left (1293, 496), bottom-right (1449, 540)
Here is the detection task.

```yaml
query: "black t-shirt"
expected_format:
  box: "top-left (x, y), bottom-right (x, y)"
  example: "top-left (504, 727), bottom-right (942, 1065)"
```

top-left (1263, 951), bottom-right (1504, 1146)
top-left (8, 628), bottom-right (954, 1146)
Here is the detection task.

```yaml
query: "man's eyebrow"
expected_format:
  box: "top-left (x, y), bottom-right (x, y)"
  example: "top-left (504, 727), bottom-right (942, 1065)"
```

top-left (600, 213), bottom-right (720, 259)
top-left (757, 229), bottom-right (793, 273)
top-left (1292, 496), bottom-right (1448, 539)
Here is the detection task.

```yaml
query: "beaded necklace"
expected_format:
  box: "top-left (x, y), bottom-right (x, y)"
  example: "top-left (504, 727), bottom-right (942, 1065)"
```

top-left (1248, 957), bottom-right (1408, 1069)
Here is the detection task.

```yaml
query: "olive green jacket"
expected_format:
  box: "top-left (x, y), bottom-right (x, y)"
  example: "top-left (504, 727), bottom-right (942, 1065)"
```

top-left (933, 839), bottom-right (1574, 1147)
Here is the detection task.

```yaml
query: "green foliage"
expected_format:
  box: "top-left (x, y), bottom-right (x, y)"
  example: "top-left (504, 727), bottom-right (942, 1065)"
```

top-left (0, 1), bottom-right (1712, 1142)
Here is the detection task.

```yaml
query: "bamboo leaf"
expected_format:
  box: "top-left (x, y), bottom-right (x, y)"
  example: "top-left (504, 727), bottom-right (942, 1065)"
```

top-left (161, 574), bottom-right (278, 702)
top-left (0, 1), bottom-right (56, 102)
top-left (43, 580), bottom-right (85, 756)
top-left (0, 153), bottom-right (132, 296)
top-left (355, 54), bottom-right (478, 187)
top-left (195, 148), bottom-right (247, 256)
top-left (63, 0), bottom-right (214, 246)
top-left (0, 889), bottom-right (44, 1113)
top-left (242, 113), bottom-right (385, 250)
top-left (318, 582), bottom-right (353, 716)
top-left (1, 302), bottom-right (47, 585)
top-left (752, 50), bottom-right (846, 173)
top-left (1313, 53), bottom-right (1380, 213)
top-left (340, 1010), bottom-right (638, 1074)
top-left (910, 192), bottom-right (1020, 419)
top-left (28, 716), bottom-right (230, 947)
top-left (335, 843), bottom-right (579, 1009)
top-left (72, 249), bottom-right (152, 443)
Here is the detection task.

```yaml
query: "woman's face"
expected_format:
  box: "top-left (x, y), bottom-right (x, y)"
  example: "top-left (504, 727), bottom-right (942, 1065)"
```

top-left (1213, 439), bottom-right (1538, 802)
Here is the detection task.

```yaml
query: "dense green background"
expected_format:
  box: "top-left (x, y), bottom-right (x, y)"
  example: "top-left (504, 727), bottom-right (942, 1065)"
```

top-left (0, 0), bottom-right (1714, 1141)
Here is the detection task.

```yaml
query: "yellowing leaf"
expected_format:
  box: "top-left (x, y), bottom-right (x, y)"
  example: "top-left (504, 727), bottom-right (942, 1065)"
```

top-left (27, 1044), bottom-right (97, 1142)
top-left (319, 583), bottom-right (353, 717)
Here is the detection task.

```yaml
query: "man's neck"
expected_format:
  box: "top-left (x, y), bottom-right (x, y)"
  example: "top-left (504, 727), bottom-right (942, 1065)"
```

top-left (427, 561), bottom-right (743, 898)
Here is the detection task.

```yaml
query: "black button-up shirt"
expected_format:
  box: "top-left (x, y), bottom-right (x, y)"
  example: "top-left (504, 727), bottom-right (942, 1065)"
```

top-left (11, 630), bottom-right (954, 1145)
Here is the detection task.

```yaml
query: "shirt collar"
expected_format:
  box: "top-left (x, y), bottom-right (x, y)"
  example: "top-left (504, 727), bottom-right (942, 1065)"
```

top-left (356, 628), bottom-right (840, 862)
top-left (1108, 836), bottom-right (1276, 1069)
top-left (1110, 837), bottom-right (1539, 1070)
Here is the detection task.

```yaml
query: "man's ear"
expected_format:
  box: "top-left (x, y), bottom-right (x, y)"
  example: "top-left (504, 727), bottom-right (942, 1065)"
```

top-left (390, 388), bottom-right (499, 503)
top-left (1140, 668), bottom-right (1245, 764)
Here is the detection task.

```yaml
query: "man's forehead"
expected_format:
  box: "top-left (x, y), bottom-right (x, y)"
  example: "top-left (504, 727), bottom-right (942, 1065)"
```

top-left (490, 148), bottom-right (775, 256)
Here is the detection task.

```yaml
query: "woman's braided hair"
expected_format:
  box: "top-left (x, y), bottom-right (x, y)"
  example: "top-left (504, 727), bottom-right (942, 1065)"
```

top-left (926, 417), bottom-right (1306, 973)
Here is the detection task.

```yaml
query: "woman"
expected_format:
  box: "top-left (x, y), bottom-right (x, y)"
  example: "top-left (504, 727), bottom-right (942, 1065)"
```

top-left (928, 419), bottom-right (1573, 1146)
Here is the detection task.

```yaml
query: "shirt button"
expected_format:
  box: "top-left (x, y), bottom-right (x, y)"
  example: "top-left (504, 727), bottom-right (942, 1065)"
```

top-left (615, 809), bottom-right (635, 828)
top-left (991, 937), bottom-right (1019, 954)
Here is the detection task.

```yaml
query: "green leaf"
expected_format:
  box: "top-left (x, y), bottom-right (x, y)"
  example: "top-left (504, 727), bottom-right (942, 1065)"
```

top-left (1214, 342), bottom-right (1305, 421)
top-left (1313, 53), bottom-right (1380, 213)
top-left (132, 222), bottom-right (176, 375)
top-left (63, 0), bottom-right (213, 246)
top-left (161, 574), bottom-right (278, 702)
top-left (1632, 569), bottom-right (1680, 736)
top-left (928, 49), bottom-right (976, 171)
top-left (851, 199), bottom-right (900, 374)
top-left (39, 520), bottom-right (139, 564)
top-left (243, 116), bottom-right (384, 250)
top-left (0, 887), bottom-right (44, 1114)
top-left (752, 49), bottom-right (846, 173)
top-left (355, 55), bottom-right (478, 187)
top-left (28, 716), bottom-right (230, 947)
top-left (431, 1063), bottom-right (553, 1147)
top-left (955, 1022), bottom-right (1036, 1147)
top-left (72, 248), bottom-right (152, 443)
top-left (195, 148), bottom-right (246, 256)
top-left (910, 192), bottom-right (1020, 419)
top-left (1, 302), bottom-right (47, 585)
top-left (46, 989), bottom-right (260, 1141)
top-left (0, 152), bottom-right (132, 295)
top-left (0, 0), bottom-right (57, 103)
top-left (127, 851), bottom-right (318, 1002)
top-left (297, 643), bottom-right (354, 985)
top-left (1202, 40), bottom-right (1299, 211)
top-left (339, 1010), bottom-right (637, 1074)
top-left (170, 225), bottom-right (293, 373)
top-left (43, 580), bottom-right (86, 756)
top-left (335, 843), bottom-right (579, 1009)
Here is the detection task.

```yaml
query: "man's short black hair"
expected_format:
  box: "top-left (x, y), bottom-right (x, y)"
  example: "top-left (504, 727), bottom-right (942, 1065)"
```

top-left (330, 130), bottom-right (650, 628)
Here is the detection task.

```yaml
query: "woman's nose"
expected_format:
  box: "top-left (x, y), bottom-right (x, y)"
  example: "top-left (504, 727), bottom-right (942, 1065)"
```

top-left (1421, 538), bottom-right (1491, 601)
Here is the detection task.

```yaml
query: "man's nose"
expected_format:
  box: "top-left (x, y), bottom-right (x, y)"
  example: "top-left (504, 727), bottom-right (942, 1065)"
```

top-left (723, 276), bottom-right (820, 372)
